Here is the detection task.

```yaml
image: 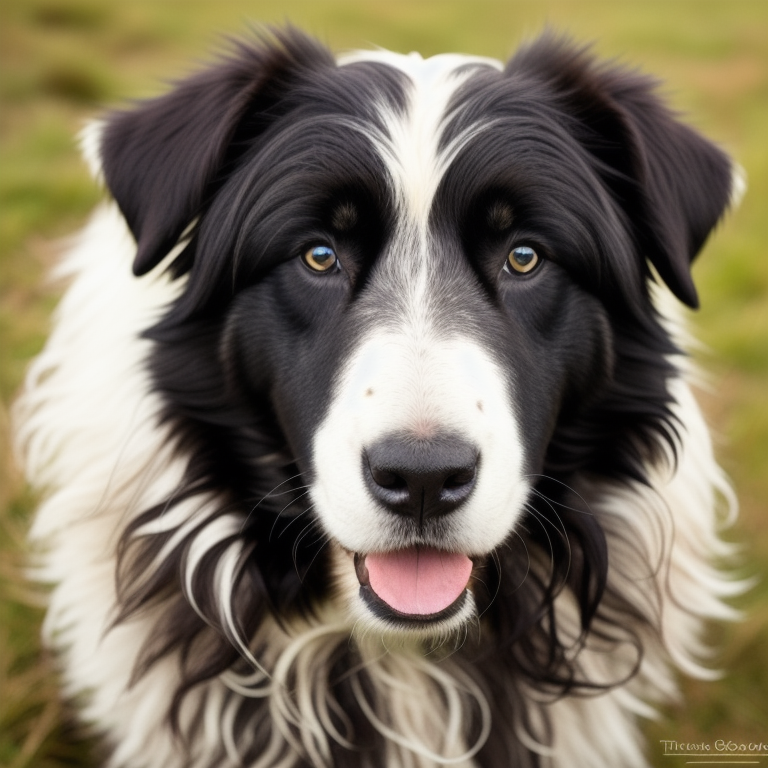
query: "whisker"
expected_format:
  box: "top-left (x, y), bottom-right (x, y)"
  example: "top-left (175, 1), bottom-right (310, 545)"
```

top-left (524, 473), bottom-right (595, 516)
top-left (300, 535), bottom-right (331, 583)
top-left (291, 520), bottom-right (330, 579)
top-left (276, 503), bottom-right (315, 540)
top-left (268, 490), bottom-right (313, 542)
top-left (239, 473), bottom-right (307, 531)
top-left (524, 502), bottom-right (573, 598)
top-left (527, 491), bottom-right (575, 590)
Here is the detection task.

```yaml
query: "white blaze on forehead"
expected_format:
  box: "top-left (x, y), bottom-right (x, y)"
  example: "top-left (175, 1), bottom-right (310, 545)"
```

top-left (338, 49), bottom-right (502, 222)
top-left (336, 50), bottom-right (504, 367)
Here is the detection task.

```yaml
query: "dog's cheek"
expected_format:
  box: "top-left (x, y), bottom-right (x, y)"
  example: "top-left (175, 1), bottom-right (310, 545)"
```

top-left (494, 272), bottom-right (572, 465)
top-left (559, 296), bottom-right (615, 414)
top-left (496, 273), bottom-right (614, 465)
top-left (222, 269), bottom-right (355, 467)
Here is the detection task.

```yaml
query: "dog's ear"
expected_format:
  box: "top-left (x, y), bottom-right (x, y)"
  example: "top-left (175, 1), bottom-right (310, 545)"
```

top-left (508, 35), bottom-right (737, 308)
top-left (99, 29), bottom-right (334, 276)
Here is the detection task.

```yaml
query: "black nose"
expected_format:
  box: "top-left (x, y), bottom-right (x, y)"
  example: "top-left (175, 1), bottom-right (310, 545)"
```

top-left (363, 433), bottom-right (478, 522)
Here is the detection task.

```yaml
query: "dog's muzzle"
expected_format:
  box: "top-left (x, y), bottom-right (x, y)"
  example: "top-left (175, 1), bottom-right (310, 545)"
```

top-left (354, 432), bottom-right (478, 620)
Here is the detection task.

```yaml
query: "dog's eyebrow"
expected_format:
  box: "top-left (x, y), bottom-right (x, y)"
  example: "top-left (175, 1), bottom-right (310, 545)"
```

top-left (331, 202), bottom-right (359, 231)
top-left (486, 200), bottom-right (514, 231)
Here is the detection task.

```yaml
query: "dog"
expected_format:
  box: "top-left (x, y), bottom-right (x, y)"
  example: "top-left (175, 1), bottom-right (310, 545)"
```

top-left (15, 27), bottom-right (742, 768)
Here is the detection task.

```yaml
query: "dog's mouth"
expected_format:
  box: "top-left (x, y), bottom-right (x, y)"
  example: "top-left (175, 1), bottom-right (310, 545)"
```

top-left (354, 547), bottom-right (474, 624)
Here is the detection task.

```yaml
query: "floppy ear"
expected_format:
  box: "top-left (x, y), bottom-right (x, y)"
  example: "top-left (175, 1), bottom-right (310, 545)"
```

top-left (99, 29), bottom-right (334, 276)
top-left (508, 36), bottom-right (736, 308)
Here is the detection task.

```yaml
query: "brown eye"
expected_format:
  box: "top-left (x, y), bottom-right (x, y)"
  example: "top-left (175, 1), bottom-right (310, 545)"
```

top-left (302, 245), bottom-right (338, 273)
top-left (506, 246), bottom-right (539, 274)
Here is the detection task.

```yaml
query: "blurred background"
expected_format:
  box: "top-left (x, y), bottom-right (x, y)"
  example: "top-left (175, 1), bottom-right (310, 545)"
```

top-left (0, 1), bottom-right (765, 766)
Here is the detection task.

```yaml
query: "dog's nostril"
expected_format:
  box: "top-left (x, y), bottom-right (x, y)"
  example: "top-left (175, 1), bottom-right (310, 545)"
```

top-left (444, 467), bottom-right (476, 490)
top-left (370, 467), bottom-right (406, 490)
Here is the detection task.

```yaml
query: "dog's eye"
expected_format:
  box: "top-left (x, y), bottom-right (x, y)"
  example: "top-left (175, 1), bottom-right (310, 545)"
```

top-left (302, 245), bottom-right (339, 273)
top-left (506, 246), bottom-right (539, 275)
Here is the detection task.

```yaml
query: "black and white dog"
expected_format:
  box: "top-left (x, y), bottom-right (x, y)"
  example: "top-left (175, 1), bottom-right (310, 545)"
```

top-left (17, 28), bottom-right (742, 768)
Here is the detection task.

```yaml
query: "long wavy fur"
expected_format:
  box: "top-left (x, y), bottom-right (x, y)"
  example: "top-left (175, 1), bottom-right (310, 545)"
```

top-left (15, 29), bottom-right (742, 768)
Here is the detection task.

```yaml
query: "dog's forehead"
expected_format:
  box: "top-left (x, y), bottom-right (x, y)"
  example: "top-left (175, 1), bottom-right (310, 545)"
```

top-left (337, 49), bottom-right (503, 223)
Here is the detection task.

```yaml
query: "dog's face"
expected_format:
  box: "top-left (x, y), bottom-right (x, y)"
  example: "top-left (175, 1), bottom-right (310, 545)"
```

top-left (101, 31), bottom-right (733, 640)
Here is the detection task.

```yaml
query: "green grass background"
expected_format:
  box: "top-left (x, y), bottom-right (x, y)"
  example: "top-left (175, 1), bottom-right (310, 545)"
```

top-left (0, 1), bottom-right (765, 766)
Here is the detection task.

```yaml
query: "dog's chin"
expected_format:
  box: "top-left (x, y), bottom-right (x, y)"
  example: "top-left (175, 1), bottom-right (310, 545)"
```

top-left (330, 544), bottom-right (480, 639)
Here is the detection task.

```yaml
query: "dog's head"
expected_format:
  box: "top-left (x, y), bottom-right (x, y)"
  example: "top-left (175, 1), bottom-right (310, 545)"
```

top-left (100, 30), bottom-right (734, 646)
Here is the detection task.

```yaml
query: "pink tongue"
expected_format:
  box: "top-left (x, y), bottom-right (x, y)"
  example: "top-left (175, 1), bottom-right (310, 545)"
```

top-left (366, 548), bottom-right (473, 615)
